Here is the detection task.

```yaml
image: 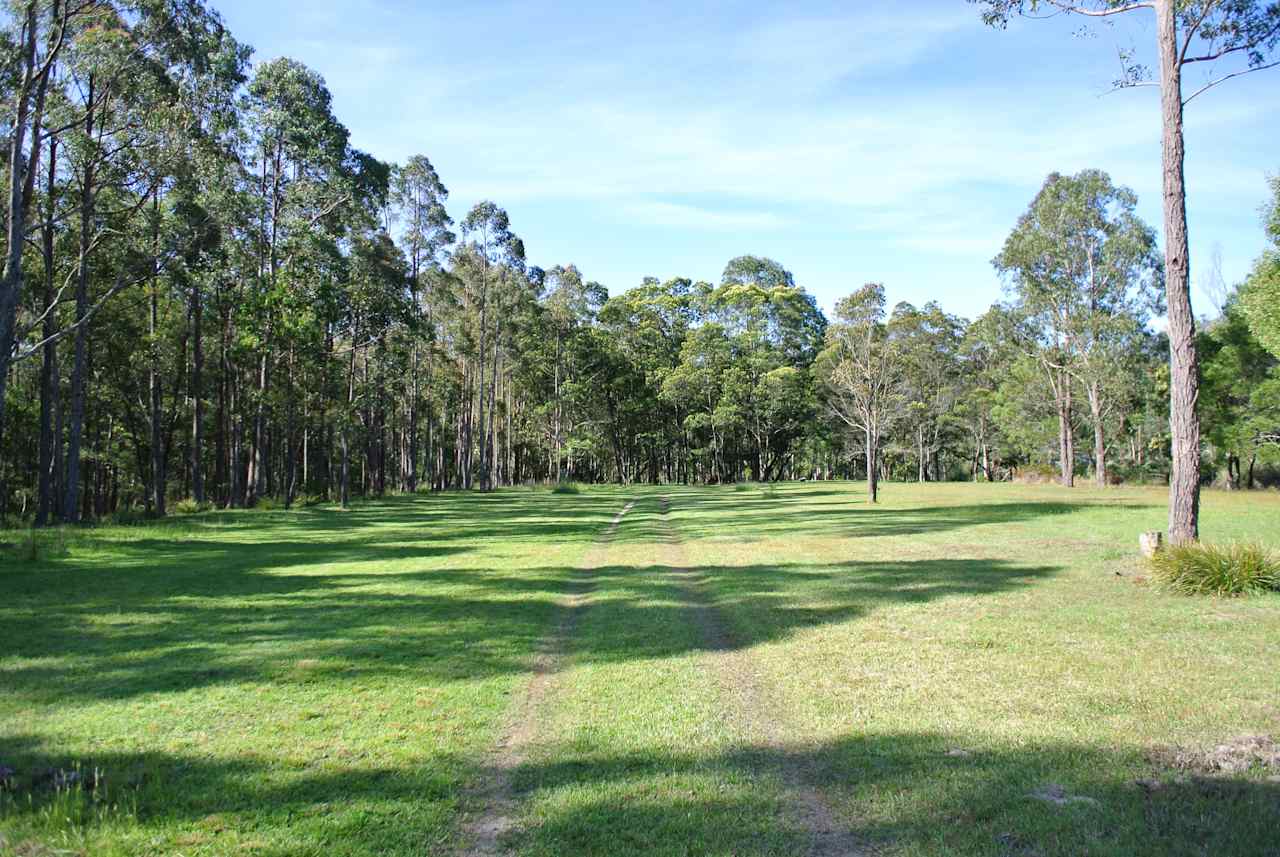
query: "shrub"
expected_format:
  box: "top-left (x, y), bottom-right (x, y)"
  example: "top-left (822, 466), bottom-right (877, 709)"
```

top-left (298, 493), bottom-right (326, 508)
top-left (1012, 464), bottom-right (1060, 484)
top-left (173, 498), bottom-right (213, 515)
top-left (550, 481), bottom-right (581, 495)
top-left (254, 496), bottom-right (282, 511)
top-left (1149, 541), bottom-right (1280, 597)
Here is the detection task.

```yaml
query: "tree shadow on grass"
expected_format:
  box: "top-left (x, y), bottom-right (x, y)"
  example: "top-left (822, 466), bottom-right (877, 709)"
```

top-left (2, 550), bottom-right (1056, 705)
top-left (1, 730), bottom-right (1275, 857)
top-left (662, 481), bottom-right (1162, 542)
top-left (2, 491), bottom-right (1063, 704)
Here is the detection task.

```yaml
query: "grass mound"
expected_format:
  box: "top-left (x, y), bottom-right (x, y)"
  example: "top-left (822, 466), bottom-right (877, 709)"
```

top-left (1149, 541), bottom-right (1280, 596)
top-left (550, 481), bottom-right (582, 495)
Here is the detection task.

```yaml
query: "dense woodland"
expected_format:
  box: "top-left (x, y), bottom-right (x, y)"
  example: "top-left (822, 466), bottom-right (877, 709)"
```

top-left (1, 1), bottom-right (1279, 524)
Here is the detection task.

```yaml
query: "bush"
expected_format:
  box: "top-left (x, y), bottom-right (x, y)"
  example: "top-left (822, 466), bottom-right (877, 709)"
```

top-left (173, 498), bottom-right (213, 515)
top-left (1012, 464), bottom-right (1060, 485)
top-left (1149, 541), bottom-right (1280, 597)
top-left (298, 493), bottom-right (326, 508)
top-left (550, 481), bottom-right (581, 495)
top-left (254, 496), bottom-right (282, 511)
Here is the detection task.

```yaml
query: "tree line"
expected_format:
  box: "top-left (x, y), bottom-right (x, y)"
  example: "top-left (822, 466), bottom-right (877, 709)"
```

top-left (1, 0), bottom-right (1278, 526)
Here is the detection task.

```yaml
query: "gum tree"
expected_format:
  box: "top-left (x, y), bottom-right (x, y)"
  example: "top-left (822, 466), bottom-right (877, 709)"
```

top-left (973, 0), bottom-right (1280, 541)
top-left (820, 283), bottom-right (904, 503)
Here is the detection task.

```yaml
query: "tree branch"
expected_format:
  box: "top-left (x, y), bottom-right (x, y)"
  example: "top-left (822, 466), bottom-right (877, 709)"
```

top-left (1183, 59), bottom-right (1280, 104)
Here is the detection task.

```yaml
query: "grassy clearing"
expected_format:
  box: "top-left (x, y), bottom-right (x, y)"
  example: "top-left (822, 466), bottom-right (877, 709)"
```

top-left (2, 483), bottom-right (1278, 856)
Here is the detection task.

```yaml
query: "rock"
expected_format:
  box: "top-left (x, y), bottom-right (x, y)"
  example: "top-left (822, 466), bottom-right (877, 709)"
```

top-left (945, 748), bottom-right (971, 757)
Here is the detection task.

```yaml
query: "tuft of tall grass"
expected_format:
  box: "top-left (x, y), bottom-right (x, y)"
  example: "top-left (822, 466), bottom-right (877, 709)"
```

top-left (550, 481), bottom-right (581, 495)
top-left (173, 497), bottom-right (213, 515)
top-left (1148, 541), bottom-right (1280, 597)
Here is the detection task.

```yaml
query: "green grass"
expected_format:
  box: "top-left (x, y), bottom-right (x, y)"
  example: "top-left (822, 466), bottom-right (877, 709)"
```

top-left (1149, 540), bottom-right (1280, 596)
top-left (2, 483), bottom-right (1279, 856)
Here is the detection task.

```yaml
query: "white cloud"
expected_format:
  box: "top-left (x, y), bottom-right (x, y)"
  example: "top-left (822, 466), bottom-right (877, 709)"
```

top-left (621, 201), bottom-right (786, 231)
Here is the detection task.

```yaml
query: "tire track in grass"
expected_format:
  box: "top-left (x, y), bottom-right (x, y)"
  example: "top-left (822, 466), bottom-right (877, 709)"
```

top-left (656, 494), bottom-right (868, 857)
top-left (458, 499), bottom-right (634, 857)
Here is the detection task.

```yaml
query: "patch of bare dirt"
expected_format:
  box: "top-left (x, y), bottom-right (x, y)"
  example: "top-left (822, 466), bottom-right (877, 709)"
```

top-left (1151, 735), bottom-right (1280, 777)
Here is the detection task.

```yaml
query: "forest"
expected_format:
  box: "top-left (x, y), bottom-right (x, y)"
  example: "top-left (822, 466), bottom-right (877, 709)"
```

top-left (1, 0), bottom-right (1279, 526)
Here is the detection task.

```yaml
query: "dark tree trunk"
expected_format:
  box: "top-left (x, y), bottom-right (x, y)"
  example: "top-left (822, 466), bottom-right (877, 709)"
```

top-left (190, 278), bottom-right (204, 503)
top-left (63, 75), bottom-right (95, 523)
top-left (35, 134), bottom-right (59, 526)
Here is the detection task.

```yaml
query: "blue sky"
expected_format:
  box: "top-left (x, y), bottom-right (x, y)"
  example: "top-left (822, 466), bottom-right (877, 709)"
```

top-left (216, 0), bottom-right (1278, 321)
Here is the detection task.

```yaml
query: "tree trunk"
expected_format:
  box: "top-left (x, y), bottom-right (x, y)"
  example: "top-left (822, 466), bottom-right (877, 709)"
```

top-left (1087, 380), bottom-right (1107, 488)
top-left (190, 278), bottom-right (204, 504)
top-left (1157, 0), bottom-right (1201, 544)
top-left (63, 75), bottom-right (96, 523)
top-left (35, 133), bottom-right (59, 527)
top-left (0, 2), bottom-right (42, 463)
top-left (1058, 371), bottom-right (1074, 488)
top-left (866, 425), bottom-right (878, 503)
top-left (150, 198), bottom-right (166, 517)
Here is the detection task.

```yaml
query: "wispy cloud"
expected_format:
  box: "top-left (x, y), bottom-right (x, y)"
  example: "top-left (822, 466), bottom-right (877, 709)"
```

top-left (622, 201), bottom-right (786, 231)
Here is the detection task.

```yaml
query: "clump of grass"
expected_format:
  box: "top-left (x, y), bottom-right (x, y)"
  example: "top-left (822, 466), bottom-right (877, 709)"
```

top-left (173, 498), bottom-right (213, 515)
top-left (550, 481), bottom-right (581, 495)
top-left (1148, 541), bottom-right (1280, 596)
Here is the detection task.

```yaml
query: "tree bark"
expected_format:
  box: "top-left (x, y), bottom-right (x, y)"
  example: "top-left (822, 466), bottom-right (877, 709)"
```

top-left (150, 197), bottom-right (166, 517)
top-left (0, 2), bottom-right (43, 463)
top-left (866, 425), bottom-right (878, 503)
top-left (1057, 371), bottom-right (1074, 488)
top-left (63, 74), bottom-right (95, 523)
top-left (190, 278), bottom-right (205, 503)
top-left (1157, 0), bottom-right (1201, 544)
top-left (35, 132), bottom-right (59, 526)
top-left (1087, 380), bottom-right (1107, 488)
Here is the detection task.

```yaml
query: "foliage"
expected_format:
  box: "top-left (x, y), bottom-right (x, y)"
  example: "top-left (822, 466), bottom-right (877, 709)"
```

top-left (1242, 174), bottom-right (1280, 359)
top-left (1149, 541), bottom-right (1280, 597)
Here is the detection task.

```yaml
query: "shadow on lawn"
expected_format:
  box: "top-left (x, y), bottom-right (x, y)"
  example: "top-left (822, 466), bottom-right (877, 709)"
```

top-left (1, 556), bottom-right (1054, 705)
top-left (669, 495), bottom-right (1148, 541)
top-left (1, 490), bottom-right (1066, 704)
top-left (1, 730), bottom-right (1275, 857)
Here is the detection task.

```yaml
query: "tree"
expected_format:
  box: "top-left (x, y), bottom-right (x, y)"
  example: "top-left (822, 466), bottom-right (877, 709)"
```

top-left (389, 154), bottom-right (453, 491)
top-left (457, 201), bottom-right (523, 490)
top-left (890, 301), bottom-right (966, 483)
top-left (1200, 295), bottom-right (1278, 487)
top-left (993, 170), bottom-right (1161, 487)
top-left (1241, 173), bottom-right (1280, 359)
top-left (820, 284), bottom-right (903, 503)
top-left (975, 0), bottom-right (1280, 538)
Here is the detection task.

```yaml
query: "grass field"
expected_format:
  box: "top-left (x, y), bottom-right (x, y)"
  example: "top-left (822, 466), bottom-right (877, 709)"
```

top-left (2, 482), bottom-right (1279, 856)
